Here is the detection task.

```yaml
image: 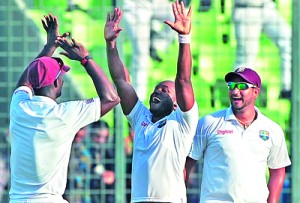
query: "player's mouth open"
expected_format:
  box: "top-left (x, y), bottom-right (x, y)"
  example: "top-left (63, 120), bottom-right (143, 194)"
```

top-left (152, 96), bottom-right (161, 103)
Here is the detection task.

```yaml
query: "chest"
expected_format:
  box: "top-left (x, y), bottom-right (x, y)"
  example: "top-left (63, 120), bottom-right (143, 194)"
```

top-left (207, 124), bottom-right (272, 160)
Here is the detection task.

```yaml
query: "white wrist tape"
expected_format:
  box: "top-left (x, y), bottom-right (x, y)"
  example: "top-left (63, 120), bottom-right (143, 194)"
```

top-left (178, 34), bottom-right (191, 44)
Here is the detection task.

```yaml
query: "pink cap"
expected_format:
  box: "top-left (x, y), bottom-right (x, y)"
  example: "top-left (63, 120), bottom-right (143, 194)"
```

top-left (225, 67), bottom-right (261, 88)
top-left (28, 57), bottom-right (70, 89)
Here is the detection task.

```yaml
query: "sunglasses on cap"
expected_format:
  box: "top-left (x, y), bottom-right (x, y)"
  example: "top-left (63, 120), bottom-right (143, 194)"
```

top-left (52, 57), bottom-right (64, 80)
top-left (227, 82), bottom-right (257, 90)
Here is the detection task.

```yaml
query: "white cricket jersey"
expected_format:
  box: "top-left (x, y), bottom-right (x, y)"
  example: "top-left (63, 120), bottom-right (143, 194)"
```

top-left (9, 86), bottom-right (101, 202)
top-left (127, 100), bottom-right (198, 203)
top-left (189, 107), bottom-right (291, 203)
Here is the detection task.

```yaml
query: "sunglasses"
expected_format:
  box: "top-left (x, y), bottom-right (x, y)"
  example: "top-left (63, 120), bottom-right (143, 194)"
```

top-left (52, 57), bottom-right (64, 80)
top-left (227, 82), bottom-right (257, 90)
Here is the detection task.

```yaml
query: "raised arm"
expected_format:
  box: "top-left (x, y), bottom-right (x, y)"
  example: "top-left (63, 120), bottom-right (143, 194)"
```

top-left (36, 13), bottom-right (61, 58)
top-left (164, 1), bottom-right (195, 112)
top-left (105, 8), bottom-right (138, 115)
top-left (56, 36), bottom-right (120, 117)
top-left (16, 13), bottom-right (63, 89)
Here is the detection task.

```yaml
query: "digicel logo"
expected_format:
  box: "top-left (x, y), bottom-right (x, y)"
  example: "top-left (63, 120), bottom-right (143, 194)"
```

top-left (217, 129), bottom-right (233, 135)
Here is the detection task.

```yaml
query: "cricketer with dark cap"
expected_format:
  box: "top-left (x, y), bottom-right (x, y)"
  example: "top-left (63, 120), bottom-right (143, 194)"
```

top-left (9, 13), bottom-right (119, 203)
top-left (185, 67), bottom-right (291, 202)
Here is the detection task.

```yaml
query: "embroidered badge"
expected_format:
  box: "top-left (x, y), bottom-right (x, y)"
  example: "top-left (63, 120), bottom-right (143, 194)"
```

top-left (259, 130), bottom-right (269, 141)
top-left (235, 67), bottom-right (246, 72)
top-left (157, 120), bottom-right (167, 128)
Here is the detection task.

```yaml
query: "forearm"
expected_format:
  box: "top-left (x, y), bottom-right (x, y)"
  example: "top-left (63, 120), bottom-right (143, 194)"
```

top-left (36, 43), bottom-right (57, 58)
top-left (83, 59), bottom-right (119, 104)
top-left (184, 157), bottom-right (196, 187)
top-left (176, 43), bottom-right (192, 80)
top-left (106, 41), bottom-right (129, 84)
top-left (175, 42), bottom-right (194, 111)
top-left (267, 168), bottom-right (286, 203)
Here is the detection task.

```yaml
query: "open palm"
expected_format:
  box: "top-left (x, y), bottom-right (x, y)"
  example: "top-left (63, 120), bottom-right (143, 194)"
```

top-left (104, 8), bottom-right (123, 42)
top-left (164, 1), bottom-right (192, 35)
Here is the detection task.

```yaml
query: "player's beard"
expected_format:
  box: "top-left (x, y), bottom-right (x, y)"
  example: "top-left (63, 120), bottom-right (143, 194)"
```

top-left (150, 96), bottom-right (174, 118)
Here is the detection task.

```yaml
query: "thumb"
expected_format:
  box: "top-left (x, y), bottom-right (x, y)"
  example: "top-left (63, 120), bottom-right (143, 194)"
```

top-left (115, 27), bottom-right (123, 34)
top-left (59, 52), bottom-right (70, 58)
top-left (164, 20), bottom-right (174, 29)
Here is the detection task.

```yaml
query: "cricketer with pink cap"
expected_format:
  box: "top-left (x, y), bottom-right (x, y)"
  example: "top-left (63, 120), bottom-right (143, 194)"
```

top-left (224, 67), bottom-right (261, 88)
top-left (28, 56), bottom-right (70, 89)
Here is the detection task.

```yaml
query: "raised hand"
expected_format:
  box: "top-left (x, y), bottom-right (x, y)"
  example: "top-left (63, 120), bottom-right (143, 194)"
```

top-left (56, 36), bottom-right (89, 61)
top-left (164, 0), bottom-right (192, 35)
top-left (41, 13), bottom-right (60, 47)
top-left (104, 8), bottom-right (123, 42)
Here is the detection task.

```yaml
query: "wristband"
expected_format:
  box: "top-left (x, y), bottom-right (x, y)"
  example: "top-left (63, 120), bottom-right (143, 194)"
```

top-left (81, 55), bottom-right (92, 66)
top-left (178, 34), bottom-right (191, 44)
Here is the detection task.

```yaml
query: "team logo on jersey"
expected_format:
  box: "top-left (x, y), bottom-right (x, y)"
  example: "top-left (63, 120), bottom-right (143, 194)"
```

top-left (259, 130), bottom-right (269, 141)
top-left (157, 120), bottom-right (166, 128)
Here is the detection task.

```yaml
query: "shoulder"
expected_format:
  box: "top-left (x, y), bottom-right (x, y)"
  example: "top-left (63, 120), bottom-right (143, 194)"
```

top-left (12, 86), bottom-right (32, 97)
top-left (200, 108), bottom-right (227, 123)
top-left (175, 101), bottom-right (199, 119)
top-left (127, 100), bottom-right (149, 117)
top-left (257, 111), bottom-right (282, 130)
top-left (11, 86), bottom-right (33, 104)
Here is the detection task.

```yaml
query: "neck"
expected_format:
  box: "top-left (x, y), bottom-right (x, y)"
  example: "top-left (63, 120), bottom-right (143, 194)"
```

top-left (235, 110), bottom-right (257, 129)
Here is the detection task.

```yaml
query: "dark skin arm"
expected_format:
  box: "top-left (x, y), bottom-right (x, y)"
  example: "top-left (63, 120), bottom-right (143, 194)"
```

top-left (56, 36), bottom-right (120, 116)
top-left (267, 167), bottom-right (286, 203)
top-left (164, 1), bottom-right (195, 112)
top-left (16, 13), bottom-right (64, 89)
top-left (184, 156), bottom-right (197, 187)
top-left (105, 8), bottom-right (138, 115)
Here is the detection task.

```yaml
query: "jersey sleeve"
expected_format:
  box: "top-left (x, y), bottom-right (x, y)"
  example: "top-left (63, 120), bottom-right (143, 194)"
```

top-left (11, 86), bottom-right (33, 106)
top-left (180, 101), bottom-right (199, 133)
top-left (55, 98), bottom-right (101, 133)
top-left (126, 100), bottom-right (145, 128)
top-left (188, 117), bottom-right (208, 161)
top-left (267, 125), bottom-right (291, 169)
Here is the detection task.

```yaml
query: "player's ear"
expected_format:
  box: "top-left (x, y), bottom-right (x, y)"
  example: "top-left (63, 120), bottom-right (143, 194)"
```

top-left (253, 87), bottom-right (260, 99)
top-left (173, 102), bottom-right (178, 110)
top-left (54, 79), bottom-right (58, 88)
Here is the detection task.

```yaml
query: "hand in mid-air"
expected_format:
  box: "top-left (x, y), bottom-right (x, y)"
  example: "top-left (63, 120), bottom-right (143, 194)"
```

top-left (55, 36), bottom-right (89, 61)
top-left (41, 13), bottom-right (70, 49)
top-left (104, 8), bottom-right (123, 42)
top-left (41, 13), bottom-right (61, 47)
top-left (164, 0), bottom-right (192, 35)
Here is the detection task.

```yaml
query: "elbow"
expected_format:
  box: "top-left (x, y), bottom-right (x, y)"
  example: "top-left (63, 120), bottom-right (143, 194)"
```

top-left (110, 95), bottom-right (121, 107)
top-left (115, 96), bottom-right (121, 105)
top-left (100, 96), bottom-right (120, 117)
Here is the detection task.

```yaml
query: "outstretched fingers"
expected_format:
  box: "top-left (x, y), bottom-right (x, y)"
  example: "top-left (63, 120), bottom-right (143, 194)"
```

top-left (106, 12), bottom-right (111, 22)
top-left (41, 13), bottom-right (58, 31)
top-left (186, 5), bottom-right (192, 18)
top-left (111, 8), bottom-right (122, 24)
top-left (56, 37), bottom-right (72, 49)
top-left (179, 1), bottom-right (186, 15)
